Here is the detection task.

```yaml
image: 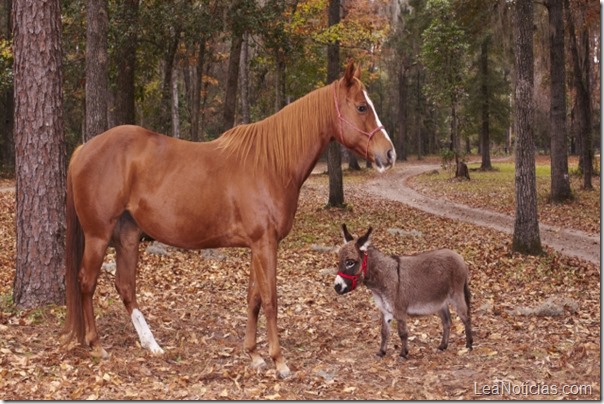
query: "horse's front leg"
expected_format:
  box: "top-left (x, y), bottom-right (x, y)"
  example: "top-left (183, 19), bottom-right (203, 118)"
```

top-left (244, 263), bottom-right (266, 370)
top-left (248, 238), bottom-right (290, 378)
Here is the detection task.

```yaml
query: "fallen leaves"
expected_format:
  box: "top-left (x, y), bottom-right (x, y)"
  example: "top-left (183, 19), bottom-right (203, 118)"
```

top-left (0, 167), bottom-right (600, 400)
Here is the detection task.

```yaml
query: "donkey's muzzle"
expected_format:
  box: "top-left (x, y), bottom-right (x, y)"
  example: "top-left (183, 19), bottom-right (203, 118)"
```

top-left (334, 273), bottom-right (355, 295)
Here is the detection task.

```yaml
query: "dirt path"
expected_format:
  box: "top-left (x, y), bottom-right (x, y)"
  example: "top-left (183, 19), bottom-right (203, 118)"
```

top-left (362, 162), bottom-right (600, 265)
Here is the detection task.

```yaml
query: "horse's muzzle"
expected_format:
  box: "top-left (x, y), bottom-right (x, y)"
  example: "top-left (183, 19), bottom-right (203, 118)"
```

top-left (375, 148), bottom-right (396, 172)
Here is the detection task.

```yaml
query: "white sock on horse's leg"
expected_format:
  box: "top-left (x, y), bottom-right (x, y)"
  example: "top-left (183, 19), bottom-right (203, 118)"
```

top-left (131, 309), bottom-right (164, 354)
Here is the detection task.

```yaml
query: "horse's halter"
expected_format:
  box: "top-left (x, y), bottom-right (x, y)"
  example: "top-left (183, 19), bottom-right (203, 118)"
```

top-left (333, 83), bottom-right (385, 160)
top-left (337, 251), bottom-right (368, 292)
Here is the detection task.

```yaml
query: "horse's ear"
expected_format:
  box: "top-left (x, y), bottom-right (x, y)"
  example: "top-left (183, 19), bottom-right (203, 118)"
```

top-left (343, 60), bottom-right (357, 87)
top-left (342, 223), bottom-right (354, 243)
top-left (356, 227), bottom-right (373, 251)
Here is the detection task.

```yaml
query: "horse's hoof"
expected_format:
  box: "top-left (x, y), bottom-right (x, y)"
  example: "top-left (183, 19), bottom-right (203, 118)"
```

top-left (250, 355), bottom-right (267, 371)
top-left (91, 345), bottom-right (109, 359)
top-left (376, 350), bottom-right (386, 358)
top-left (276, 363), bottom-right (291, 379)
top-left (145, 341), bottom-right (165, 355)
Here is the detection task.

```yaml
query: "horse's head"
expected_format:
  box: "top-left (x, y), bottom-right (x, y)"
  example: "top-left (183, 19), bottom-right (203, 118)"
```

top-left (334, 224), bottom-right (373, 295)
top-left (333, 62), bottom-right (396, 172)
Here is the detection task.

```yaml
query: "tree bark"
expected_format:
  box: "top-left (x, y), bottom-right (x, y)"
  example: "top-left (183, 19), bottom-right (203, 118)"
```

top-left (396, 65), bottom-right (407, 161)
top-left (0, 0), bottom-right (14, 171)
top-left (239, 32), bottom-right (250, 124)
top-left (564, 0), bottom-right (592, 189)
top-left (171, 63), bottom-right (180, 138)
top-left (327, 0), bottom-right (344, 207)
top-left (84, 0), bottom-right (108, 141)
top-left (12, 0), bottom-right (66, 307)
top-left (160, 31), bottom-right (179, 135)
top-left (222, 33), bottom-right (243, 132)
top-left (479, 36), bottom-right (492, 170)
top-left (111, 0), bottom-right (138, 126)
top-left (547, 0), bottom-right (572, 201)
top-left (511, 0), bottom-right (542, 255)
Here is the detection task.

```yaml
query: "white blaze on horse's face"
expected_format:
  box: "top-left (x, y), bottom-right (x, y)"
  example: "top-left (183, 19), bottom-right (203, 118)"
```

top-left (363, 89), bottom-right (395, 173)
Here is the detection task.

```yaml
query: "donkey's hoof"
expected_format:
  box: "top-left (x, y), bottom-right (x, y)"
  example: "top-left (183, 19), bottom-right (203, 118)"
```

top-left (376, 350), bottom-right (386, 358)
top-left (437, 345), bottom-right (448, 352)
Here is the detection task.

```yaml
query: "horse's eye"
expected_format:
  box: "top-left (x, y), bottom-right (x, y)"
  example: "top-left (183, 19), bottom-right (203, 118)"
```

top-left (345, 259), bottom-right (356, 270)
top-left (356, 105), bottom-right (367, 113)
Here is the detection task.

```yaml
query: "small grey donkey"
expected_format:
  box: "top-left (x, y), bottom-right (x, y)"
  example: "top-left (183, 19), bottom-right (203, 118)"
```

top-left (334, 224), bottom-right (473, 358)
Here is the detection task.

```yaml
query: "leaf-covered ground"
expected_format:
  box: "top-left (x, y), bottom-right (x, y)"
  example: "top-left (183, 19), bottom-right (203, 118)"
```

top-left (0, 164), bottom-right (600, 400)
top-left (409, 155), bottom-right (600, 235)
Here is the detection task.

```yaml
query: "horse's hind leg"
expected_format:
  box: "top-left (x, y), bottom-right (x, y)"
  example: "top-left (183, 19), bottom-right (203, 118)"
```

top-left (437, 307), bottom-right (452, 351)
top-left (79, 236), bottom-right (110, 358)
top-left (113, 213), bottom-right (164, 354)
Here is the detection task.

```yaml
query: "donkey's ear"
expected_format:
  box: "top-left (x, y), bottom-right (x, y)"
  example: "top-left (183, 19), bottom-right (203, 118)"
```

top-left (341, 223), bottom-right (354, 243)
top-left (356, 227), bottom-right (373, 251)
top-left (343, 60), bottom-right (358, 87)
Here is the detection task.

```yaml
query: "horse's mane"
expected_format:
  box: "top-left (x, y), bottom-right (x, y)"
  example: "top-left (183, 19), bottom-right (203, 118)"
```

top-left (216, 82), bottom-right (337, 182)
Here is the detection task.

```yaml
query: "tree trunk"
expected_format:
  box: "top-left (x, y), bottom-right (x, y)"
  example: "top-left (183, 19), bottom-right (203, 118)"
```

top-left (274, 49), bottom-right (287, 113)
top-left (160, 32), bottom-right (179, 135)
top-left (186, 40), bottom-right (206, 141)
top-left (479, 37), bottom-right (492, 170)
top-left (547, 0), bottom-right (572, 201)
top-left (327, 0), bottom-right (344, 207)
top-left (239, 32), bottom-right (250, 124)
top-left (348, 152), bottom-right (361, 170)
top-left (396, 65), bottom-right (407, 161)
top-left (111, 0), bottom-right (138, 126)
top-left (84, 0), bottom-right (108, 141)
top-left (171, 64), bottom-right (180, 138)
top-left (12, 0), bottom-right (66, 307)
top-left (0, 0), bottom-right (14, 171)
top-left (222, 33), bottom-right (243, 132)
top-left (564, 0), bottom-right (592, 189)
top-left (512, 0), bottom-right (542, 255)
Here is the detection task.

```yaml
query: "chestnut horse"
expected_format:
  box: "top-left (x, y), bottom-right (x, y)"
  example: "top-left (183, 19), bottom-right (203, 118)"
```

top-left (62, 62), bottom-right (395, 378)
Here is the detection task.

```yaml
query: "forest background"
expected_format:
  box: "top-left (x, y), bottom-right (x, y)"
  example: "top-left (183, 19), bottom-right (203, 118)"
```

top-left (0, 0), bottom-right (600, 166)
top-left (0, 0), bottom-right (601, 399)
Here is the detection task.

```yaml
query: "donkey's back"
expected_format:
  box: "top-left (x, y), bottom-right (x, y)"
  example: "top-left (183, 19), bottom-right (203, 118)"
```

top-left (399, 249), bottom-right (469, 315)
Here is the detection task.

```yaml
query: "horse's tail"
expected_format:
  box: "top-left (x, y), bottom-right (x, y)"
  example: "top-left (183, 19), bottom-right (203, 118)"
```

top-left (62, 150), bottom-right (85, 345)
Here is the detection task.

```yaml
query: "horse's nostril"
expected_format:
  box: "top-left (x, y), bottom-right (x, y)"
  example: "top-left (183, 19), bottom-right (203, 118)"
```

top-left (387, 149), bottom-right (395, 163)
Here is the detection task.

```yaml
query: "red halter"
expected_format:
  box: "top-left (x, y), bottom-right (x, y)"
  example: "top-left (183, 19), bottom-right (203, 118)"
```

top-left (337, 252), bottom-right (368, 291)
top-left (333, 84), bottom-right (385, 160)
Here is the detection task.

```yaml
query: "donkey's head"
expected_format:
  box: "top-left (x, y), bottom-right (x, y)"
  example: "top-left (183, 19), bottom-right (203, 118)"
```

top-left (334, 224), bottom-right (373, 295)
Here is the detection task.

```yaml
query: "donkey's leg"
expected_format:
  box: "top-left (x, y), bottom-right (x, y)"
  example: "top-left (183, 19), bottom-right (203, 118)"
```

top-left (452, 286), bottom-right (473, 350)
top-left (396, 317), bottom-right (409, 359)
top-left (250, 238), bottom-right (290, 379)
top-left (79, 236), bottom-right (109, 358)
top-left (377, 313), bottom-right (390, 357)
top-left (244, 264), bottom-right (266, 370)
top-left (437, 307), bottom-right (452, 351)
top-left (113, 215), bottom-right (163, 354)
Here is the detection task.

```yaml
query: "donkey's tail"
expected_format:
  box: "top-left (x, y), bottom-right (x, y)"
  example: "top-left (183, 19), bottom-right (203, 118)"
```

top-left (463, 279), bottom-right (471, 313)
top-left (62, 157), bottom-right (85, 346)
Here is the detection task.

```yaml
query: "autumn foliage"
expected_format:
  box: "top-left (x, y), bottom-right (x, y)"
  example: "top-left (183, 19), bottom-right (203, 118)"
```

top-left (0, 164), bottom-right (599, 400)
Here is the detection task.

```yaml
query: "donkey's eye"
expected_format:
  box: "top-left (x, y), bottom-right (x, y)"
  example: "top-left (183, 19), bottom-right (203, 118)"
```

top-left (345, 259), bottom-right (356, 270)
top-left (356, 104), bottom-right (368, 113)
